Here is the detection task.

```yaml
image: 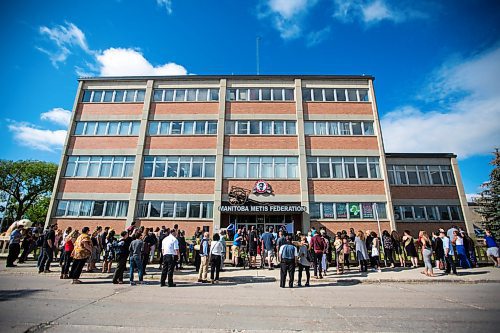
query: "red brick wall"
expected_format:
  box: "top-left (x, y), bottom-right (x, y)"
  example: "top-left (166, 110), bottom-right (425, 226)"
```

top-left (311, 220), bottom-right (391, 237)
top-left (50, 218), bottom-right (127, 233)
top-left (222, 180), bottom-right (301, 195)
top-left (390, 186), bottom-right (459, 199)
top-left (396, 222), bottom-right (466, 238)
top-left (146, 136), bottom-right (217, 149)
top-left (77, 103), bottom-right (142, 117)
top-left (58, 179), bottom-right (133, 193)
top-left (304, 102), bottom-right (373, 116)
top-left (139, 179), bottom-right (215, 194)
top-left (224, 136), bottom-right (297, 150)
top-left (151, 102), bottom-right (218, 115)
top-left (68, 136), bottom-right (138, 150)
top-left (226, 102), bottom-right (295, 115)
top-left (305, 136), bottom-right (379, 150)
top-left (308, 180), bottom-right (386, 195)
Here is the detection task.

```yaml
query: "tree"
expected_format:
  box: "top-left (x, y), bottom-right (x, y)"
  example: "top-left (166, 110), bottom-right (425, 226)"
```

top-left (0, 160), bottom-right (58, 222)
top-left (475, 148), bottom-right (500, 239)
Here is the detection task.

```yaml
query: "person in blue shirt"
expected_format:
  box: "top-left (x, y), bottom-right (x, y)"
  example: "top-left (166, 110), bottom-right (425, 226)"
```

top-left (440, 230), bottom-right (457, 275)
top-left (7, 225), bottom-right (24, 267)
top-left (232, 229), bottom-right (242, 267)
top-left (484, 230), bottom-right (500, 268)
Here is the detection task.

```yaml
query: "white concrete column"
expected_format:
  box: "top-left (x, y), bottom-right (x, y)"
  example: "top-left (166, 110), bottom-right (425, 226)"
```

top-left (451, 157), bottom-right (474, 235)
top-left (212, 79), bottom-right (227, 232)
top-left (368, 79), bottom-right (396, 231)
top-left (295, 79), bottom-right (310, 233)
top-left (126, 79), bottom-right (154, 226)
top-left (45, 81), bottom-right (83, 228)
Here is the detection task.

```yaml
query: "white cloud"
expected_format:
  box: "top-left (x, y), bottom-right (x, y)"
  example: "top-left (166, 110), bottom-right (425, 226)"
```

top-left (306, 27), bottom-right (331, 47)
top-left (260, 0), bottom-right (318, 40)
top-left (333, 0), bottom-right (425, 25)
top-left (96, 48), bottom-right (188, 76)
top-left (156, 0), bottom-right (173, 14)
top-left (37, 22), bottom-right (93, 67)
top-left (7, 122), bottom-right (66, 152)
top-left (381, 44), bottom-right (500, 159)
top-left (40, 108), bottom-right (72, 127)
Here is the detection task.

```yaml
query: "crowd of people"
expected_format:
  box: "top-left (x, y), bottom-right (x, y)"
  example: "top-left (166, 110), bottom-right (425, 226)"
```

top-left (4, 221), bottom-right (500, 289)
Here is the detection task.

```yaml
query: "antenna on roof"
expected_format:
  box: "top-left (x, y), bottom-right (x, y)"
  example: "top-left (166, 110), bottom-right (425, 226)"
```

top-left (256, 36), bottom-right (261, 75)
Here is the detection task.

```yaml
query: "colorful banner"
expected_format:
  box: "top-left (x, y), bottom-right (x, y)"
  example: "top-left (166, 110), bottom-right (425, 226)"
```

top-left (336, 203), bottom-right (347, 218)
top-left (323, 204), bottom-right (334, 218)
top-left (362, 203), bottom-right (374, 219)
top-left (349, 203), bottom-right (361, 218)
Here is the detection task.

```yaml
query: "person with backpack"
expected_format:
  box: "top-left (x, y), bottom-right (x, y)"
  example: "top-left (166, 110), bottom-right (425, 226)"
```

top-left (112, 231), bottom-right (131, 284)
top-left (310, 229), bottom-right (326, 279)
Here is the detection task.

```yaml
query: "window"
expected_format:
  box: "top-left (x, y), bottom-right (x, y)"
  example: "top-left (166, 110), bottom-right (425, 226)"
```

top-left (392, 205), bottom-right (462, 222)
top-left (224, 120), bottom-right (296, 135)
top-left (74, 121), bottom-right (141, 136)
top-left (148, 121), bottom-right (217, 135)
top-left (310, 202), bottom-right (386, 220)
top-left (223, 156), bottom-right (299, 179)
top-left (64, 156), bottom-right (134, 178)
top-left (302, 88), bottom-right (370, 102)
top-left (137, 201), bottom-right (213, 219)
top-left (227, 88), bottom-right (295, 101)
top-left (152, 88), bottom-right (219, 102)
top-left (388, 164), bottom-right (454, 186)
top-left (81, 89), bottom-right (145, 103)
top-left (55, 200), bottom-right (128, 217)
top-left (303, 121), bottom-right (374, 136)
top-left (307, 157), bottom-right (380, 179)
top-left (438, 206), bottom-right (450, 220)
top-left (142, 156), bottom-right (215, 178)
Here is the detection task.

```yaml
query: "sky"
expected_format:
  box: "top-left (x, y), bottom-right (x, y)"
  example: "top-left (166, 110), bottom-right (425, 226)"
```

top-left (0, 0), bottom-right (499, 197)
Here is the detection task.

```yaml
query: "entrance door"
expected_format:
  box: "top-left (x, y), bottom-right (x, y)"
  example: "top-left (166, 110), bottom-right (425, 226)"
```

top-left (229, 214), bottom-right (293, 234)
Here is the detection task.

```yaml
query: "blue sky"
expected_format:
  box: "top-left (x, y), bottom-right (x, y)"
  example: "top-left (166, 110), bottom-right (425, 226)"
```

top-left (0, 0), bottom-right (499, 196)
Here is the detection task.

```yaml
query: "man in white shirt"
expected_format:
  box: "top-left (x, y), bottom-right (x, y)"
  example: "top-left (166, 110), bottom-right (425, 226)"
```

top-left (161, 229), bottom-right (179, 287)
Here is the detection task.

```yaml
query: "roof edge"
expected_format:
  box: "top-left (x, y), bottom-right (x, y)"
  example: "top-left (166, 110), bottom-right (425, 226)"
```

top-left (385, 153), bottom-right (457, 158)
top-left (78, 74), bottom-right (375, 81)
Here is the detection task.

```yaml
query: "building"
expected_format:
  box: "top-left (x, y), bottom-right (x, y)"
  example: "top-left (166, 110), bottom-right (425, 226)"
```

top-left (45, 75), bottom-right (472, 237)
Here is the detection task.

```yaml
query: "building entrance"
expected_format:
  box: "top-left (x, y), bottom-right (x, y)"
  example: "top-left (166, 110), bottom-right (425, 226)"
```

top-left (223, 214), bottom-right (301, 235)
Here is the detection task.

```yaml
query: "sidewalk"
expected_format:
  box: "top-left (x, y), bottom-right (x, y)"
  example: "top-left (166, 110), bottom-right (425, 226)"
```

top-left (1, 258), bottom-right (499, 285)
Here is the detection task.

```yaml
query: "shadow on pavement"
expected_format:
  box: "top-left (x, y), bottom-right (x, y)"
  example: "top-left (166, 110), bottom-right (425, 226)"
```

top-left (0, 289), bottom-right (46, 301)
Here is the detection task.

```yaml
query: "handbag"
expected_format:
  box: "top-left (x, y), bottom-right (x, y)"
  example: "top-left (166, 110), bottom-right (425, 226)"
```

top-left (438, 260), bottom-right (445, 270)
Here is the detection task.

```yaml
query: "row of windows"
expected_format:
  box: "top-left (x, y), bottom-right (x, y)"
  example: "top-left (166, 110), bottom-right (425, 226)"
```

top-left (56, 200), bottom-right (128, 217)
top-left (307, 157), bottom-right (380, 179)
top-left (74, 121), bottom-right (141, 136)
top-left (394, 205), bottom-right (462, 221)
top-left (143, 156), bottom-right (215, 178)
top-left (65, 156), bottom-right (135, 178)
top-left (310, 202), bottom-right (387, 220)
top-left (388, 165), bottom-right (454, 186)
top-left (82, 90), bottom-right (145, 103)
top-left (302, 88), bottom-right (369, 102)
top-left (304, 121), bottom-right (374, 136)
top-left (225, 120), bottom-right (296, 135)
top-left (137, 201), bottom-right (214, 219)
top-left (223, 156), bottom-right (298, 179)
top-left (153, 88), bottom-right (219, 102)
top-left (148, 121), bottom-right (217, 136)
top-left (226, 88), bottom-right (294, 101)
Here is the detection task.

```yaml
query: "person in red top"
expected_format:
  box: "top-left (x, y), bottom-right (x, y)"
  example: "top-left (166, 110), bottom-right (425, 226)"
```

top-left (310, 231), bottom-right (326, 279)
top-left (61, 230), bottom-right (79, 279)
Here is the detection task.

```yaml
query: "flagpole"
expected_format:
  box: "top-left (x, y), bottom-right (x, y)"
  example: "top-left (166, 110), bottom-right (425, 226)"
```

top-left (373, 203), bottom-right (387, 267)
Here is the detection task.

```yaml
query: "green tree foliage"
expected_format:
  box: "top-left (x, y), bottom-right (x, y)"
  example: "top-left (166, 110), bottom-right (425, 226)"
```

top-left (0, 160), bottom-right (58, 221)
top-left (475, 149), bottom-right (500, 238)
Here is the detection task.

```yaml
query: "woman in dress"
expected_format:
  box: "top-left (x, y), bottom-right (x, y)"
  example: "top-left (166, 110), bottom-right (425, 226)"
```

top-left (354, 230), bottom-right (369, 272)
top-left (432, 231), bottom-right (444, 270)
top-left (391, 230), bottom-right (405, 267)
top-left (419, 231), bottom-right (435, 277)
top-left (402, 230), bottom-right (418, 268)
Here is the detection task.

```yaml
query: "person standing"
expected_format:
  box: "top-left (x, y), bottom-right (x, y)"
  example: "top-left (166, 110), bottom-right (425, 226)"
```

top-left (39, 224), bottom-right (57, 273)
top-left (310, 230), bottom-right (326, 279)
top-left (402, 230), bottom-right (418, 268)
top-left (382, 230), bottom-right (395, 268)
top-left (342, 234), bottom-right (351, 270)
top-left (219, 230), bottom-right (227, 271)
top-left (261, 228), bottom-right (275, 270)
top-left (279, 236), bottom-right (298, 288)
top-left (391, 230), bottom-right (405, 267)
top-left (276, 230), bottom-right (286, 264)
top-left (210, 233), bottom-right (224, 284)
top-left (61, 230), bottom-right (78, 279)
top-left (161, 229), bottom-right (179, 287)
top-left (419, 231), bottom-right (435, 277)
top-left (453, 230), bottom-right (471, 269)
top-left (69, 227), bottom-right (92, 284)
top-left (177, 230), bottom-right (187, 269)
top-left (355, 230), bottom-right (369, 272)
top-left (432, 230), bottom-right (445, 270)
top-left (112, 231), bottom-right (131, 284)
top-left (334, 233), bottom-right (344, 274)
top-left (232, 229), bottom-right (243, 267)
top-left (248, 226), bottom-right (258, 269)
top-left (484, 229), bottom-right (500, 267)
top-left (297, 236), bottom-right (311, 287)
top-left (198, 232), bottom-right (210, 283)
top-left (440, 229), bottom-right (457, 275)
top-left (6, 224), bottom-right (23, 267)
top-left (129, 232), bottom-right (144, 285)
top-left (370, 232), bottom-right (382, 272)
